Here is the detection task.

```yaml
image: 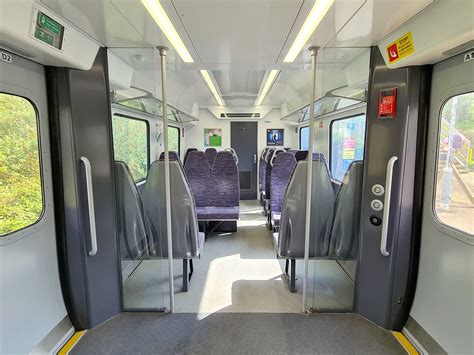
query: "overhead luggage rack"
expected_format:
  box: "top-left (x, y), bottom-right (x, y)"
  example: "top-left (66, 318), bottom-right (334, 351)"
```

top-left (112, 87), bottom-right (199, 123)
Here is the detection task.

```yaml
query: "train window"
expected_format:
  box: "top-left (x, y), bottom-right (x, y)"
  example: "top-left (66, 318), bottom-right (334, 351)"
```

top-left (300, 126), bottom-right (309, 150)
top-left (434, 92), bottom-right (474, 235)
top-left (112, 114), bottom-right (150, 182)
top-left (0, 93), bottom-right (44, 236)
top-left (330, 115), bottom-right (366, 181)
top-left (168, 126), bottom-right (180, 154)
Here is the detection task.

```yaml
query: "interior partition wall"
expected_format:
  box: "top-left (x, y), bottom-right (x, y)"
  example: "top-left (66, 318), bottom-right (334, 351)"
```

top-left (304, 46), bottom-right (371, 312)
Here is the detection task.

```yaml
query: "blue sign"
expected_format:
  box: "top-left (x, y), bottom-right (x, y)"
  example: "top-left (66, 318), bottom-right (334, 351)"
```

top-left (267, 129), bottom-right (284, 146)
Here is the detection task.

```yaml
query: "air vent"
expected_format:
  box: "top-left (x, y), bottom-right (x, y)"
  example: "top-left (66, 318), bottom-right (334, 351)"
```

top-left (220, 113), bottom-right (261, 118)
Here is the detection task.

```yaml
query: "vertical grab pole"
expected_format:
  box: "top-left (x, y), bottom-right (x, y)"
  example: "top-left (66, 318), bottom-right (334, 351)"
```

top-left (158, 46), bottom-right (175, 312)
top-left (302, 46), bottom-right (319, 312)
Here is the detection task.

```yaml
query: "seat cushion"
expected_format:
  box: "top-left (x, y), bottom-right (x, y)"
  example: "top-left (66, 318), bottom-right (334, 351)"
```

top-left (196, 207), bottom-right (207, 220)
top-left (206, 206), bottom-right (239, 220)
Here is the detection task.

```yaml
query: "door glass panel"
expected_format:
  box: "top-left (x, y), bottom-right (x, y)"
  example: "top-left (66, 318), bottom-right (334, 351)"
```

top-left (308, 47), bottom-right (370, 312)
top-left (434, 92), bottom-right (474, 235)
top-left (0, 93), bottom-right (43, 236)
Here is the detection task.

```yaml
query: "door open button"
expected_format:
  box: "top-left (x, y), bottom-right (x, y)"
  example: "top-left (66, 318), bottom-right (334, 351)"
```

top-left (372, 184), bottom-right (384, 196)
top-left (370, 199), bottom-right (384, 212)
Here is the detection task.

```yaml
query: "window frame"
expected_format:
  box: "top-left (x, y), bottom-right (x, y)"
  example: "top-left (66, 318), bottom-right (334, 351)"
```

top-left (0, 92), bottom-right (45, 238)
top-left (431, 91), bottom-right (474, 240)
top-left (112, 113), bottom-right (150, 183)
top-left (329, 113), bottom-right (367, 182)
top-left (168, 125), bottom-right (181, 156)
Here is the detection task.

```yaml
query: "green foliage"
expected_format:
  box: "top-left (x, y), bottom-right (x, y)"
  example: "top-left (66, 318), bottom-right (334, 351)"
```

top-left (168, 126), bottom-right (180, 153)
top-left (112, 115), bottom-right (149, 181)
top-left (0, 94), bottom-right (43, 235)
top-left (442, 92), bottom-right (474, 143)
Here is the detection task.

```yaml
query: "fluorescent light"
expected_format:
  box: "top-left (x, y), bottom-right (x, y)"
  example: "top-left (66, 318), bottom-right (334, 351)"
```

top-left (255, 69), bottom-right (279, 106)
top-left (283, 0), bottom-right (334, 62)
top-left (142, 0), bottom-right (194, 63)
top-left (200, 70), bottom-right (225, 106)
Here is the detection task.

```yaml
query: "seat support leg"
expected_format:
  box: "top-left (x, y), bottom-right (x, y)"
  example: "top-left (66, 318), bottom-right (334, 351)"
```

top-left (290, 259), bottom-right (296, 292)
top-left (182, 259), bottom-right (188, 292)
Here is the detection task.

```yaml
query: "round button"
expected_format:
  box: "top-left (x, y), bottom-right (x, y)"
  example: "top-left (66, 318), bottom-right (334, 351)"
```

top-left (370, 215), bottom-right (382, 226)
top-left (370, 199), bottom-right (384, 212)
top-left (372, 184), bottom-right (385, 196)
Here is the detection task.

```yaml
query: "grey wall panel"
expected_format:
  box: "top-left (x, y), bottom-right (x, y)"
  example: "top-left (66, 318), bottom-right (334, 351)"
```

top-left (47, 48), bottom-right (122, 329)
top-left (355, 47), bottom-right (430, 329)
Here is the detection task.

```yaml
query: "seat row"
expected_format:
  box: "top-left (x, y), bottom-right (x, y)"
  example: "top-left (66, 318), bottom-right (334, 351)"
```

top-left (184, 149), bottom-right (240, 221)
top-left (115, 157), bottom-right (204, 292)
top-left (272, 157), bottom-right (364, 292)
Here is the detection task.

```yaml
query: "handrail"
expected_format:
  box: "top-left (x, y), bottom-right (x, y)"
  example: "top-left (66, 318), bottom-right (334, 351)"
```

top-left (380, 156), bottom-right (398, 257)
top-left (80, 157), bottom-right (98, 256)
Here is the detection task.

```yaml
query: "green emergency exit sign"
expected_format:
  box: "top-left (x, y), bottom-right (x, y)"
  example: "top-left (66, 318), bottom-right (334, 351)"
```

top-left (34, 11), bottom-right (64, 50)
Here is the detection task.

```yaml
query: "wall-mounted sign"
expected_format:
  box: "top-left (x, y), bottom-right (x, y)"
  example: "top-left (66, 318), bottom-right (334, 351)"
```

top-left (204, 128), bottom-right (222, 147)
top-left (267, 129), bottom-right (284, 146)
top-left (386, 32), bottom-right (414, 64)
top-left (33, 11), bottom-right (64, 50)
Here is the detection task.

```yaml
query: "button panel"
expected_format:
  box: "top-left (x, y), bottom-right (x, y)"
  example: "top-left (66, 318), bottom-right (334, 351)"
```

top-left (370, 199), bottom-right (384, 212)
top-left (372, 184), bottom-right (385, 196)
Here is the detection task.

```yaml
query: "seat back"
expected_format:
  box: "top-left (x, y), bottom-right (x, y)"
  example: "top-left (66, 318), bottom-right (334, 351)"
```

top-left (183, 148), bottom-right (198, 165)
top-left (264, 148), bottom-right (274, 198)
top-left (270, 152), bottom-right (297, 213)
top-left (205, 148), bottom-right (218, 167)
top-left (114, 161), bottom-right (148, 259)
top-left (329, 161), bottom-right (364, 259)
top-left (142, 161), bottom-right (201, 258)
top-left (259, 148), bottom-right (269, 193)
top-left (277, 156), bottom-right (335, 258)
top-left (210, 151), bottom-right (239, 207)
top-left (184, 151), bottom-right (210, 208)
top-left (295, 150), bottom-right (308, 161)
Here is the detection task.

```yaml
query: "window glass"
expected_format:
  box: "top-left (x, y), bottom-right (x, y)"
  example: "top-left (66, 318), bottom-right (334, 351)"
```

top-left (112, 115), bottom-right (149, 181)
top-left (0, 93), bottom-right (43, 235)
top-left (168, 126), bottom-right (180, 154)
top-left (434, 92), bottom-right (474, 235)
top-left (330, 115), bottom-right (366, 181)
top-left (300, 126), bottom-right (309, 150)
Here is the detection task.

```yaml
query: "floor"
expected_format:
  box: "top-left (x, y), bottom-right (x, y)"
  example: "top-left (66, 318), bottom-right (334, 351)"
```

top-left (72, 200), bottom-right (404, 354)
top-left (122, 200), bottom-right (355, 313)
top-left (72, 313), bottom-right (405, 354)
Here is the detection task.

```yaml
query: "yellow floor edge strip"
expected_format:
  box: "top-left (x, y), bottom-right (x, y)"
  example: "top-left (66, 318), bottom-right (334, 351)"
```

top-left (392, 331), bottom-right (419, 355)
top-left (58, 330), bottom-right (86, 355)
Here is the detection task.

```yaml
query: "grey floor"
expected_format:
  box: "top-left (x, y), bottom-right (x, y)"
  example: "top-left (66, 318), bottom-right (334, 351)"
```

top-left (73, 200), bottom-right (404, 354)
top-left (72, 313), bottom-right (405, 354)
top-left (122, 200), bottom-right (355, 313)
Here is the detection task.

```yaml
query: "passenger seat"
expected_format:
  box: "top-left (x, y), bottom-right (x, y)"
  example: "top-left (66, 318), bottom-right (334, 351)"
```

top-left (114, 161), bottom-right (149, 259)
top-left (329, 161), bottom-right (364, 260)
top-left (142, 160), bottom-right (204, 292)
top-left (273, 155), bottom-right (336, 292)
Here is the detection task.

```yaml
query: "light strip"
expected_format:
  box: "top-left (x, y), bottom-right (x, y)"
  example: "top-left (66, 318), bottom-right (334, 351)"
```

top-left (283, 0), bottom-right (334, 62)
top-left (200, 70), bottom-right (225, 106)
top-left (255, 69), bottom-right (279, 106)
top-left (142, 0), bottom-right (194, 63)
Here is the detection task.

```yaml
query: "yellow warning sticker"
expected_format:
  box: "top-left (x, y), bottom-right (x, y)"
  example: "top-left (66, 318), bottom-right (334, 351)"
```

top-left (386, 32), bottom-right (415, 63)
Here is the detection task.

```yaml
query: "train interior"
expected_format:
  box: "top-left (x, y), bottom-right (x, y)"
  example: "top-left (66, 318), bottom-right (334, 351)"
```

top-left (0, 0), bottom-right (473, 354)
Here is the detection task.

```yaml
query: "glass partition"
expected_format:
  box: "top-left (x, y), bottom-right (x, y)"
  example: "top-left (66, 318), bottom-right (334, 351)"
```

top-left (108, 47), bottom-right (171, 312)
top-left (306, 47), bottom-right (370, 312)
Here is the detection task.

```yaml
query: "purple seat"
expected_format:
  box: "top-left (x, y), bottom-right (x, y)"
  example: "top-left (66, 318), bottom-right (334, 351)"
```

top-left (183, 148), bottom-right (198, 166)
top-left (288, 149), bottom-right (298, 155)
top-left (259, 148), bottom-right (269, 193)
top-left (184, 151), bottom-right (210, 220)
top-left (159, 151), bottom-right (180, 162)
top-left (270, 153), bottom-right (297, 224)
top-left (208, 151), bottom-right (239, 220)
top-left (205, 148), bottom-right (218, 167)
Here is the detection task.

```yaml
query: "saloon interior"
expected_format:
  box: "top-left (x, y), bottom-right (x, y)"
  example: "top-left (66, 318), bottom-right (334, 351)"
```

top-left (0, 0), bottom-right (473, 354)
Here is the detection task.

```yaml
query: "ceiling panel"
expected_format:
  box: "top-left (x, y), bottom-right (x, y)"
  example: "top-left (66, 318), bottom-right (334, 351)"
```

top-left (172, 0), bottom-right (304, 65)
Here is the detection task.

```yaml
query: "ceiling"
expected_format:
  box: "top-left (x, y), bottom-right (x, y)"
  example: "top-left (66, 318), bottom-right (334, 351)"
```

top-left (40, 0), bottom-right (434, 110)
